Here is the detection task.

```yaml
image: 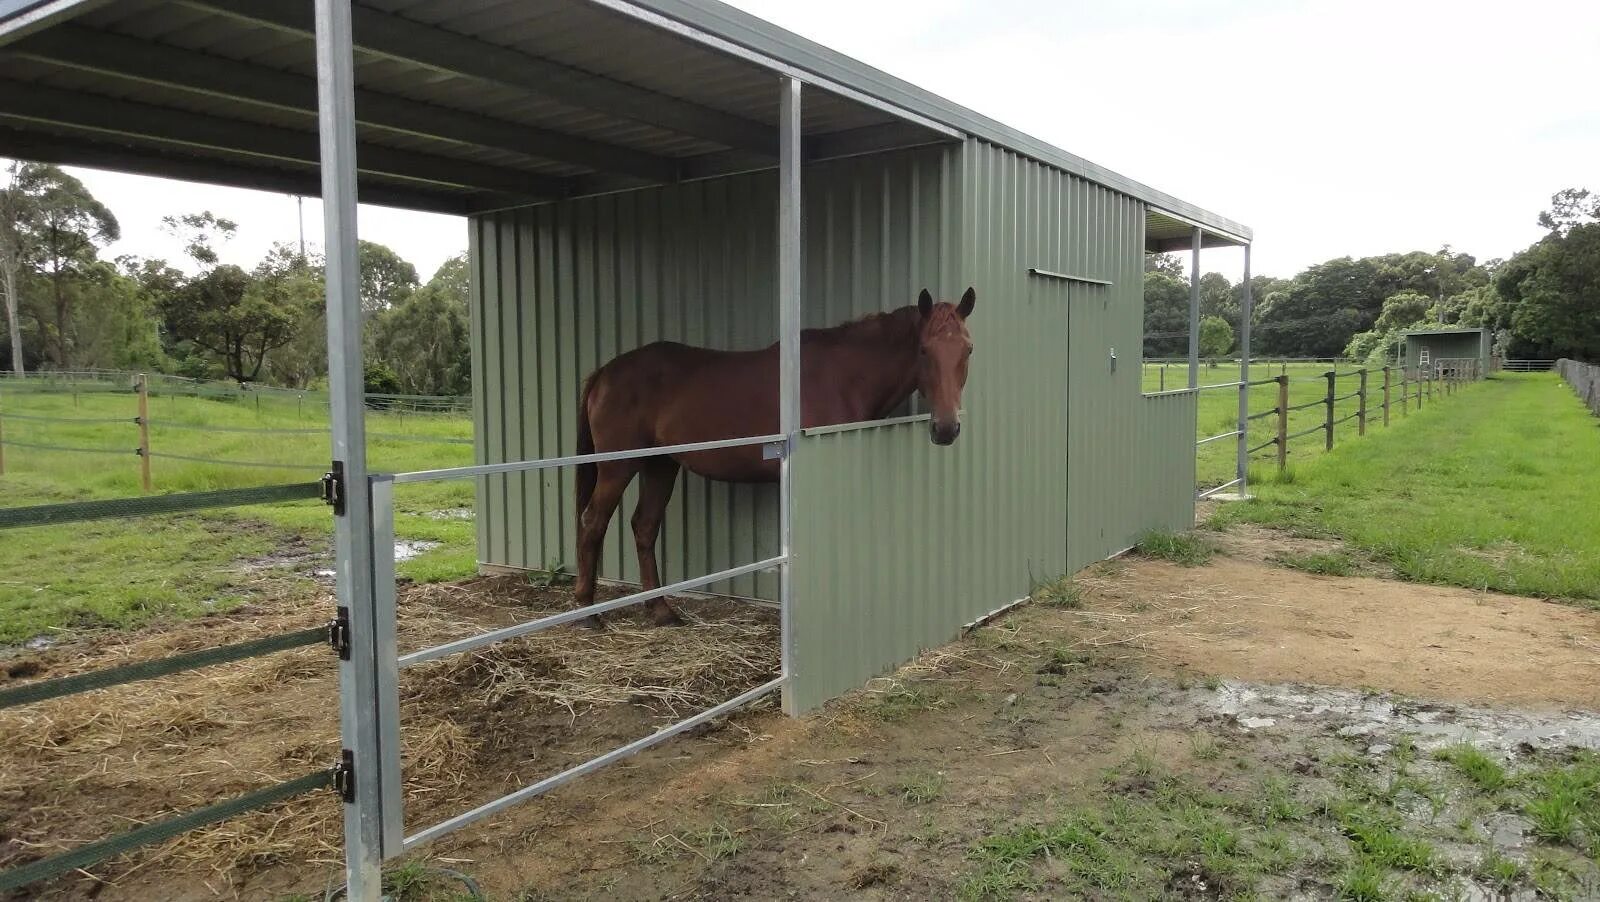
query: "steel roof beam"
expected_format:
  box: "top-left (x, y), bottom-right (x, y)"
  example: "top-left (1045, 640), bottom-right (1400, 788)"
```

top-left (484, 120), bottom-right (962, 213)
top-left (7, 23), bottom-right (679, 183)
top-left (176, 0), bottom-right (779, 154)
top-left (0, 126), bottom-right (475, 215)
top-left (0, 81), bottom-right (563, 199)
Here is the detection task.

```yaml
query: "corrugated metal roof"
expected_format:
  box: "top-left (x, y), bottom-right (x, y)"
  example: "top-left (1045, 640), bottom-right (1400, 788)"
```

top-left (0, 0), bottom-right (1250, 239)
top-left (1402, 327), bottom-right (1489, 336)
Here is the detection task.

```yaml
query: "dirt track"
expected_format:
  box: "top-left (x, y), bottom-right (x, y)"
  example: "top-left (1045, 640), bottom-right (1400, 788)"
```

top-left (4, 540), bottom-right (1600, 899)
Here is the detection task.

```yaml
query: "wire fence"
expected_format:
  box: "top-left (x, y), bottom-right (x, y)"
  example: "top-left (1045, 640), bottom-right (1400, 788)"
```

top-left (0, 371), bottom-right (473, 489)
top-left (1143, 357), bottom-right (1355, 393)
top-left (0, 484), bottom-right (343, 893)
top-left (1556, 358), bottom-right (1600, 418)
top-left (1191, 358), bottom-right (1484, 497)
top-left (0, 369), bottom-right (471, 412)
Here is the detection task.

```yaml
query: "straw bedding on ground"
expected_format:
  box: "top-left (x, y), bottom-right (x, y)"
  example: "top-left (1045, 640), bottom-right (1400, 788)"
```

top-left (0, 575), bottom-right (778, 895)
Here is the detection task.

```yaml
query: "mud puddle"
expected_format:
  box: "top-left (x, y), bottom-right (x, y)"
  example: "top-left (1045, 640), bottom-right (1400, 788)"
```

top-left (1191, 680), bottom-right (1600, 755)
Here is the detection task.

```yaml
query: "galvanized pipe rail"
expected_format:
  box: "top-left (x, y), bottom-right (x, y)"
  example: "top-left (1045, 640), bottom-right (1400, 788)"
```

top-left (0, 483), bottom-right (340, 892)
top-left (368, 429), bottom-right (790, 856)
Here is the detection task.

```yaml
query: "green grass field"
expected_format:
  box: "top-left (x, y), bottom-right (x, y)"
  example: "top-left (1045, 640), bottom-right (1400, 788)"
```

top-left (1213, 373), bottom-right (1600, 602)
top-left (0, 383), bottom-right (475, 643)
top-left (2, 368), bottom-right (1582, 645)
top-left (1142, 360), bottom-right (1438, 489)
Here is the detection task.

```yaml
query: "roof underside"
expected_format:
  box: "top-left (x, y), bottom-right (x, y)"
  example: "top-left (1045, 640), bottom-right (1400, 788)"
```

top-left (0, 0), bottom-right (1249, 244)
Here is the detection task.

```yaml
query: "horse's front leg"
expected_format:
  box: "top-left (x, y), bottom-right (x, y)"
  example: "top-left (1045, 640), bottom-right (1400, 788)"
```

top-left (631, 457), bottom-right (682, 626)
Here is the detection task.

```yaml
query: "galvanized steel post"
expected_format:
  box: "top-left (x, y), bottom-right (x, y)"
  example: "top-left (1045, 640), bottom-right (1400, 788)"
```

top-left (1187, 228), bottom-right (1201, 389)
top-left (1236, 244), bottom-right (1252, 495)
top-left (314, 1), bottom-right (388, 898)
top-left (777, 76), bottom-right (801, 716)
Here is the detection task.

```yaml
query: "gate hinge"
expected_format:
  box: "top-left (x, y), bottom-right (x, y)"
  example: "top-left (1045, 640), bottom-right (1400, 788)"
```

top-left (320, 461), bottom-right (345, 515)
top-left (332, 749), bottom-right (356, 803)
top-left (762, 439), bottom-right (789, 461)
top-left (327, 606), bottom-right (352, 660)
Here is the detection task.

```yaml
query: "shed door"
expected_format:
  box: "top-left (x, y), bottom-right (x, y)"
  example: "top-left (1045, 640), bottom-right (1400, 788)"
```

top-left (1063, 281), bottom-right (1123, 571)
top-left (1024, 274), bottom-right (1072, 576)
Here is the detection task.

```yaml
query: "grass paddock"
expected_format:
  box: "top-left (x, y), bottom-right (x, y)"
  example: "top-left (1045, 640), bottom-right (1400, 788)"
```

top-left (1213, 373), bottom-right (1600, 603)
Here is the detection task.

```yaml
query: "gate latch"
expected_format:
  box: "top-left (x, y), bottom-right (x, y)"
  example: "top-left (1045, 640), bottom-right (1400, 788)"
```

top-left (320, 461), bottom-right (345, 515)
top-left (332, 749), bottom-right (356, 803)
top-left (327, 606), bottom-right (352, 660)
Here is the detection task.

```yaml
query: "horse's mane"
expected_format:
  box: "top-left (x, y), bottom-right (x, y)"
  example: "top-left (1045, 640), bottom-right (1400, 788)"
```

top-left (805, 305), bottom-right (922, 345)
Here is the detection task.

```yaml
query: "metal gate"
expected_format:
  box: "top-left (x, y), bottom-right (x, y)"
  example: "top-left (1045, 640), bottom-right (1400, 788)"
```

top-left (331, 77), bottom-right (811, 887)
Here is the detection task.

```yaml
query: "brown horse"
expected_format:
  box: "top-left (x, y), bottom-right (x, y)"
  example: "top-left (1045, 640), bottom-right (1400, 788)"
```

top-left (573, 287), bottom-right (976, 626)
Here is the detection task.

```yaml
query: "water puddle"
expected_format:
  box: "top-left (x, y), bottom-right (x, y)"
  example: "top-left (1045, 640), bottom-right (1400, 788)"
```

top-left (308, 540), bottom-right (442, 580)
top-left (425, 508), bottom-right (473, 521)
top-left (1192, 681), bottom-right (1600, 755)
top-left (393, 540), bottom-right (442, 562)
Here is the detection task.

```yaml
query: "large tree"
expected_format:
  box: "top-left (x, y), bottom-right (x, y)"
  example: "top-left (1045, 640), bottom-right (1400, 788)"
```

top-left (161, 211), bottom-right (237, 268)
top-left (1495, 223), bottom-right (1600, 361)
top-left (0, 162), bottom-right (37, 373)
top-left (1198, 315), bottom-right (1234, 359)
top-left (1142, 270), bottom-right (1191, 358)
top-left (159, 263), bottom-right (299, 382)
top-left (1255, 250), bottom-right (1489, 357)
top-left (427, 251), bottom-right (469, 303)
top-left (9, 164), bottom-right (119, 368)
top-left (370, 282), bottom-right (471, 395)
top-left (255, 244), bottom-right (327, 388)
top-left (359, 240), bottom-right (419, 315)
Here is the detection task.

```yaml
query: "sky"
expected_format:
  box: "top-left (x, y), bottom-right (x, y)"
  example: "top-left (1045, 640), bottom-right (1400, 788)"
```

top-left (43, 0), bottom-right (1600, 282)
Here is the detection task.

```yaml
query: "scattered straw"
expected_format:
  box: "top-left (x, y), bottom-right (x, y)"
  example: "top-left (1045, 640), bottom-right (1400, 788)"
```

top-left (0, 574), bottom-right (778, 895)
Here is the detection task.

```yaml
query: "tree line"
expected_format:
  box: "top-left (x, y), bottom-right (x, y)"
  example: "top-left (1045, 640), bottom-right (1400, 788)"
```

top-left (1145, 188), bottom-right (1600, 364)
top-left (3, 163), bottom-right (1593, 388)
top-left (0, 162), bottom-right (471, 396)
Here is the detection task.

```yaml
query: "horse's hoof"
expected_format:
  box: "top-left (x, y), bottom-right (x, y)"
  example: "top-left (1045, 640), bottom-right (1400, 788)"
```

top-left (575, 614), bottom-right (607, 631)
top-left (649, 607), bottom-right (684, 627)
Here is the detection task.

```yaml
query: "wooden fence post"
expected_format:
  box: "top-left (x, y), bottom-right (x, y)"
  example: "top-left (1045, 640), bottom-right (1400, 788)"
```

top-left (1400, 369), bottom-right (1409, 416)
top-left (1324, 370), bottom-right (1336, 451)
top-left (1276, 374), bottom-right (1288, 473)
top-left (1357, 368), bottom-right (1368, 436)
top-left (1382, 366), bottom-right (1392, 427)
top-left (137, 373), bottom-right (152, 493)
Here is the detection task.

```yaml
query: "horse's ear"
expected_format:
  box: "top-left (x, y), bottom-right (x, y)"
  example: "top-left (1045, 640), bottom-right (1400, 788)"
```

top-left (918, 289), bottom-right (933, 318)
top-left (957, 287), bottom-right (976, 319)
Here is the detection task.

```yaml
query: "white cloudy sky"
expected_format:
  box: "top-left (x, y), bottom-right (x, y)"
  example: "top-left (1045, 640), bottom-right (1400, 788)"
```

top-left (49, 0), bottom-right (1600, 281)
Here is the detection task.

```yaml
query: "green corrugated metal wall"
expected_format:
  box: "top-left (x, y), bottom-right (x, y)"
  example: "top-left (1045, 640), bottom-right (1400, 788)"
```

top-left (787, 140), bottom-right (1195, 711)
top-left (469, 145), bottom-right (960, 599)
top-left (1404, 330), bottom-right (1491, 375)
top-left (471, 137), bottom-right (1199, 713)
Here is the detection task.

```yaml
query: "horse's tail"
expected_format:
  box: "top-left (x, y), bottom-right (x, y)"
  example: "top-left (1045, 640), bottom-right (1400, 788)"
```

top-left (575, 373), bottom-right (598, 519)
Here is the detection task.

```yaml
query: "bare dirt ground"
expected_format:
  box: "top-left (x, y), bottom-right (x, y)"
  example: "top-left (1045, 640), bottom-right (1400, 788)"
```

top-left (4, 532), bottom-right (1600, 900)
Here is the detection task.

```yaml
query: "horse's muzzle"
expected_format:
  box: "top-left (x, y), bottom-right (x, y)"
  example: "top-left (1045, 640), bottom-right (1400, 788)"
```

top-left (930, 421), bottom-right (961, 445)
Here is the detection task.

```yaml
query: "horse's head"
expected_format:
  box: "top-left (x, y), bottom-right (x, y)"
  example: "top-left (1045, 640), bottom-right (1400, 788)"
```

top-left (916, 287), bottom-right (976, 445)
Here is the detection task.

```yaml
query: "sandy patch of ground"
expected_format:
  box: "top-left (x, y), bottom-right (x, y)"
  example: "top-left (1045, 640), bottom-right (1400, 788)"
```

top-left (1078, 554), bottom-right (1600, 710)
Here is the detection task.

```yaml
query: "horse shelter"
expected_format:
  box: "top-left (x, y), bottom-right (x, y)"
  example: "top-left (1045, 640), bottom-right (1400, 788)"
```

top-left (1402, 326), bottom-right (1493, 379)
top-left (0, 0), bottom-right (1252, 896)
